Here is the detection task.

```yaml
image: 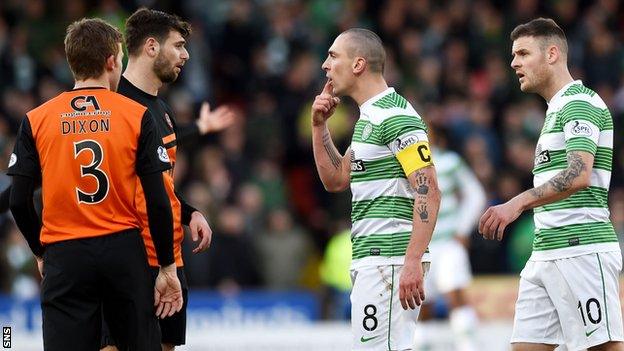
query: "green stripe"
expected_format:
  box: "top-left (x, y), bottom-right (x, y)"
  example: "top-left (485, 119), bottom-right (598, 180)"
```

top-left (563, 84), bottom-right (596, 97)
top-left (597, 253), bottom-right (611, 339)
top-left (534, 187), bottom-right (608, 212)
top-left (388, 265), bottom-right (395, 351)
top-left (352, 196), bottom-right (414, 222)
top-left (533, 222), bottom-right (617, 251)
top-left (372, 92), bottom-right (408, 109)
top-left (559, 100), bottom-right (608, 129)
top-left (351, 156), bottom-right (404, 183)
top-left (380, 115), bottom-right (427, 144)
top-left (533, 148), bottom-right (612, 174)
top-left (353, 119), bottom-right (385, 145)
top-left (352, 232), bottom-right (412, 259)
top-left (566, 137), bottom-right (597, 155)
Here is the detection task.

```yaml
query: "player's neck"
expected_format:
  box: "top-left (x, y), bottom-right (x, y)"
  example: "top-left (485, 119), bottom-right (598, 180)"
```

top-left (123, 59), bottom-right (162, 96)
top-left (541, 67), bottom-right (574, 102)
top-left (352, 75), bottom-right (389, 106)
top-left (74, 77), bottom-right (110, 90)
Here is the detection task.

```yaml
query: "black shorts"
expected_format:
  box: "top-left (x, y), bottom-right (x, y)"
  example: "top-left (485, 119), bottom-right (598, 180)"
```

top-left (41, 229), bottom-right (160, 351)
top-left (102, 267), bottom-right (189, 347)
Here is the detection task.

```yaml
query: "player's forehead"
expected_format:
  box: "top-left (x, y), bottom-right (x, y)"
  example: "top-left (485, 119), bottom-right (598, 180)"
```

top-left (328, 34), bottom-right (349, 55)
top-left (512, 36), bottom-right (540, 53)
top-left (164, 30), bottom-right (186, 45)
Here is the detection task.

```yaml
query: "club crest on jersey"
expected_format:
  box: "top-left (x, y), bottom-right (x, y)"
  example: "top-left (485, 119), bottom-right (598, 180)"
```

top-left (361, 123), bottom-right (373, 141)
top-left (164, 113), bottom-right (173, 129)
top-left (571, 121), bottom-right (592, 137)
top-left (8, 153), bottom-right (16, 168)
top-left (157, 146), bottom-right (170, 163)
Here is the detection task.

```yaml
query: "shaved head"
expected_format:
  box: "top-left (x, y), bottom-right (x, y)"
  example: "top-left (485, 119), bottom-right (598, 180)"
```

top-left (340, 28), bottom-right (386, 73)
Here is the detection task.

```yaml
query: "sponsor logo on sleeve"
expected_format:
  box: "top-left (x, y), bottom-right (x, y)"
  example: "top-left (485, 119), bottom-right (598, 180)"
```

top-left (395, 136), bottom-right (418, 151)
top-left (8, 153), bottom-right (16, 168)
top-left (570, 121), bottom-right (593, 137)
top-left (157, 146), bottom-right (170, 163)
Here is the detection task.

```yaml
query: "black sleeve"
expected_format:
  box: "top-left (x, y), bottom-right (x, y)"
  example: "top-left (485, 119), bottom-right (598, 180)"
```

top-left (136, 110), bottom-right (172, 177)
top-left (175, 190), bottom-right (198, 225)
top-left (176, 123), bottom-right (200, 146)
top-left (9, 175), bottom-right (43, 257)
top-left (7, 117), bottom-right (41, 179)
top-left (140, 172), bottom-right (174, 266)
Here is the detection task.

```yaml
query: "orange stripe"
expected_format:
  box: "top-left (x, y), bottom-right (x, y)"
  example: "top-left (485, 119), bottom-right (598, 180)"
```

top-left (162, 133), bottom-right (176, 145)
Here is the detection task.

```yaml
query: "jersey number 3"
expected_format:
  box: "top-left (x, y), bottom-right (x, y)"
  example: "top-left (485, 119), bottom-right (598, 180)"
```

top-left (74, 140), bottom-right (109, 204)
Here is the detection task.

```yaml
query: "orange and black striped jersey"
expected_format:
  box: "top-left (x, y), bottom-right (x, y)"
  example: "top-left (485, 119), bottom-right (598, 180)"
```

top-left (117, 77), bottom-right (190, 267)
top-left (7, 87), bottom-right (171, 245)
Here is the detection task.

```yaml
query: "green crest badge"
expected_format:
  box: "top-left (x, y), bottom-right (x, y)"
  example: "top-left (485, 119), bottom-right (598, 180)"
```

top-left (362, 123), bottom-right (373, 141)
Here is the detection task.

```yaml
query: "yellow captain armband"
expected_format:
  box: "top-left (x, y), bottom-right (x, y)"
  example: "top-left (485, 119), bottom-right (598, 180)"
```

top-left (396, 141), bottom-right (434, 175)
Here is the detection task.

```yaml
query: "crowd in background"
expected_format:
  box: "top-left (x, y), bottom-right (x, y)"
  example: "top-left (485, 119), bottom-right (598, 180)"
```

top-left (0, 0), bottom-right (623, 317)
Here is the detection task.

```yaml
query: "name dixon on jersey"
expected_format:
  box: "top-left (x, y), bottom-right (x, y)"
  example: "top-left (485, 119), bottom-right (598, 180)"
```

top-left (60, 112), bottom-right (111, 135)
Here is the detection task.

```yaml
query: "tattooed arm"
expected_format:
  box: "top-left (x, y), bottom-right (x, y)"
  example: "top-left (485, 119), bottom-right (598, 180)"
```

top-left (479, 150), bottom-right (594, 240)
top-left (398, 165), bottom-right (441, 310)
top-left (311, 81), bottom-right (350, 192)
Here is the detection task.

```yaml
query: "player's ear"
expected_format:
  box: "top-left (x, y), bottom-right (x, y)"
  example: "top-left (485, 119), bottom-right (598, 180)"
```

top-left (104, 54), bottom-right (115, 72)
top-left (353, 57), bottom-right (366, 75)
top-left (546, 45), bottom-right (558, 64)
top-left (145, 37), bottom-right (159, 58)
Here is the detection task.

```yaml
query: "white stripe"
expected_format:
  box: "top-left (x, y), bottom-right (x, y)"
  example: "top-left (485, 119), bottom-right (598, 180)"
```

top-left (534, 169), bottom-right (611, 188)
top-left (538, 130), bottom-right (612, 150)
top-left (352, 218), bottom-right (412, 237)
top-left (351, 178), bottom-right (413, 202)
top-left (351, 142), bottom-right (392, 160)
top-left (366, 106), bottom-right (421, 125)
top-left (533, 207), bottom-right (611, 229)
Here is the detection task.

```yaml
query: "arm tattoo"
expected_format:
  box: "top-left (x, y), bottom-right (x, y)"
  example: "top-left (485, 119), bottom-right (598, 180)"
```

top-left (415, 172), bottom-right (429, 195)
top-left (416, 204), bottom-right (429, 223)
top-left (322, 130), bottom-right (342, 169)
top-left (529, 151), bottom-right (586, 199)
top-left (547, 151), bottom-right (586, 192)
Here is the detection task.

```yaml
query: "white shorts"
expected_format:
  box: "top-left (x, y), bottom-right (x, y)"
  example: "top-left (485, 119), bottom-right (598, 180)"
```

top-left (511, 251), bottom-right (624, 350)
top-left (425, 240), bottom-right (472, 300)
top-left (350, 263), bottom-right (430, 351)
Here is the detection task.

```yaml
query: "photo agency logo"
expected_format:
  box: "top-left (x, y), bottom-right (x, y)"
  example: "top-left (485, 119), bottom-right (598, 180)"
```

top-left (2, 326), bottom-right (10, 348)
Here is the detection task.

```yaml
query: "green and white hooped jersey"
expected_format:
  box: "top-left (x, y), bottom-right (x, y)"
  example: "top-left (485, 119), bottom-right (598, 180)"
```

top-left (530, 80), bottom-right (619, 261)
top-left (350, 87), bottom-right (431, 269)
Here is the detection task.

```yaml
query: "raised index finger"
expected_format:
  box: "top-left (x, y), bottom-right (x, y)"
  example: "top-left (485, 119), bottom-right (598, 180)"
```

top-left (322, 79), bottom-right (334, 95)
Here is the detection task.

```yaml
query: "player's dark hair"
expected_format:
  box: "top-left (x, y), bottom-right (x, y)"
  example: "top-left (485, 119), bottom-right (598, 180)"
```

top-left (64, 18), bottom-right (123, 81)
top-left (341, 28), bottom-right (386, 73)
top-left (510, 18), bottom-right (568, 55)
top-left (125, 8), bottom-right (191, 56)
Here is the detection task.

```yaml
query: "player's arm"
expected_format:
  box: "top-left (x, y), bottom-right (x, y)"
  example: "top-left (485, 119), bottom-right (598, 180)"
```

top-left (311, 81), bottom-right (349, 192)
top-left (7, 117), bottom-right (44, 258)
top-left (175, 190), bottom-right (212, 253)
top-left (480, 104), bottom-right (600, 240)
top-left (175, 102), bottom-right (235, 146)
top-left (136, 111), bottom-right (182, 317)
top-left (399, 145), bottom-right (441, 310)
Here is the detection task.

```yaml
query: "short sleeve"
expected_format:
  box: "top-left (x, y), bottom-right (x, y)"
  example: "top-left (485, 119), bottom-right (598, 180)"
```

top-left (136, 110), bottom-right (172, 177)
top-left (559, 100), bottom-right (603, 155)
top-left (7, 117), bottom-right (41, 179)
top-left (381, 115), bottom-right (429, 155)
